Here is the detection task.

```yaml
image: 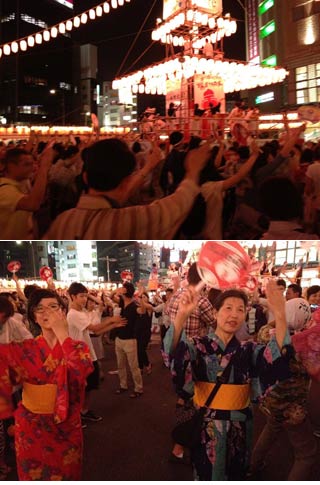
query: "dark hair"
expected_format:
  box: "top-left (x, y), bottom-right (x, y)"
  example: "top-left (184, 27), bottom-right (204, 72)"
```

top-left (169, 131), bottom-right (183, 146)
top-left (187, 262), bottom-right (201, 286)
top-left (123, 282), bottom-right (135, 298)
top-left (24, 284), bottom-right (40, 299)
top-left (306, 285), bottom-right (320, 300)
top-left (132, 141), bottom-right (142, 154)
top-left (259, 176), bottom-right (302, 220)
top-left (68, 282), bottom-right (88, 297)
top-left (276, 278), bottom-right (286, 289)
top-left (207, 288), bottom-right (222, 306)
top-left (287, 283), bottom-right (302, 297)
top-left (3, 148), bottom-right (31, 168)
top-left (27, 289), bottom-right (66, 336)
top-left (0, 296), bottom-right (14, 319)
top-left (213, 289), bottom-right (248, 310)
top-left (83, 139), bottom-right (136, 191)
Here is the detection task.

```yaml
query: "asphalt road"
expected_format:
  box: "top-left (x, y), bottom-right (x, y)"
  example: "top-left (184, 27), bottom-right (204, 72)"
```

top-left (5, 334), bottom-right (320, 481)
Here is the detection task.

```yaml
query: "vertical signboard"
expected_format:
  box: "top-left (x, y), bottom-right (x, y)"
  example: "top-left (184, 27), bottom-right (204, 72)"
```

top-left (247, 0), bottom-right (260, 64)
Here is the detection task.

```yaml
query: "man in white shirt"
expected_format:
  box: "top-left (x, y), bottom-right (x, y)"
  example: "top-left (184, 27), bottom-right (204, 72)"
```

top-left (67, 282), bottom-right (126, 423)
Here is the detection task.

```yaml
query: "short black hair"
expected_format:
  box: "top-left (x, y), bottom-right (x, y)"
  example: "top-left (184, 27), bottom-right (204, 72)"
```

top-left (0, 296), bottom-right (14, 319)
top-left (24, 284), bottom-right (40, 299)
top-left (27, 289), bottom-right (66, 336)
top-left (306, 285), bottom-right (320, 300)
top-left (68, 282), bottom-right (88, 297)
top-left (123, 282), bottom-right (135, 298)
top-left (276, 278), bottom-right (286, 289)
top-left (3, 148), bottom-right (31, 168)
top-left (169, 131), bottom-right (183, 146)
top-left (287, 283), bottom-right (302, 297)
top-left (213, 289), bottom-right (248, 310)
top-left (187, 262), bottom-right (201, 286)
top-left (83, 138), bottom-right (136, 191)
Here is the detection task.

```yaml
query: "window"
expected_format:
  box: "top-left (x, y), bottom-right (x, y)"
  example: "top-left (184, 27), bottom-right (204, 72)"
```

top-left (83, 263), bottom-right (90, 268)
top-left (296, 63), bottom-right (320, 104)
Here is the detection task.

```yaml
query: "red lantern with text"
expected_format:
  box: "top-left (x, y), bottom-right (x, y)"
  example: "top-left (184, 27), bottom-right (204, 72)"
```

top-left (197, 241), bottom-right (257, 291)
top-left (7, 261), bottom-right (21, 273)
top-left (39, 266), bottom-right (53, 281)
top-left (121, 270), bottom-right (133, 282)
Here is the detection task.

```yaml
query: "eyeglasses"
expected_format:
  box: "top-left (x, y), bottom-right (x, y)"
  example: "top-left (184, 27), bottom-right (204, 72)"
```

top-left (34, 303), bottom-right (60, 313)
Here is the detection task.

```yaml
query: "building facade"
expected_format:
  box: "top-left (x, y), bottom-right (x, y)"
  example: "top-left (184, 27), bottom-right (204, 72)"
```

top-left (0, 0), bottom-right (82, 124)
top-left (245, 0), bottom-right (320, 112)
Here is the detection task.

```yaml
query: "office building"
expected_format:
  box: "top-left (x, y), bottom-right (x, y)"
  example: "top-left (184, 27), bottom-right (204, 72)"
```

top-left (0, 0), bottom-right (81, 124)
top-left (246, 0), bottom-right (320, 111)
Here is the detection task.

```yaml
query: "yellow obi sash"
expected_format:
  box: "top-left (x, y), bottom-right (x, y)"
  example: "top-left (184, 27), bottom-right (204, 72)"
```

top-left (194, 381), bottom-right (250, 410)
top-left (22, 382), bottom-right (57, 415)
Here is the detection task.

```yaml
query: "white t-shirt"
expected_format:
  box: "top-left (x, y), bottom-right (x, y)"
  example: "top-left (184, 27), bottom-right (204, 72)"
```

top-left (67, 308), bottom-right (97, 361)
top-left (0, 315), bottom-right (33, 344)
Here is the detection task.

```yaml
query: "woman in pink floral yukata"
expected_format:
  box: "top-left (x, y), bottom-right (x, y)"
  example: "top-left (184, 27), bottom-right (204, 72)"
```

top-left (0, 289), bottom-right (94, 481)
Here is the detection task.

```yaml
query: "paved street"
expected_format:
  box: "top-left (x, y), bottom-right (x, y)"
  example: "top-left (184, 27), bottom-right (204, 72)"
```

top-left (83, 334), bottom-right (320, 481)
top-left (6, 333), bottom-right (320, 481)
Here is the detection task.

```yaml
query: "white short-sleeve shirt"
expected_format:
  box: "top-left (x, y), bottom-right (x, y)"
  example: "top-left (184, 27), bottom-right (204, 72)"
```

top-left (67, 308), bottom-right (97, 361)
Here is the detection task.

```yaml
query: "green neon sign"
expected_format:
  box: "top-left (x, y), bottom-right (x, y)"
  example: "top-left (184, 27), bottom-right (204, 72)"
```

top-left (260, 20), bottom-right (276, 39)
top-left (261, 55), bottom-right (277, 67)
top-left (259, 0), bottom-right (274, 15)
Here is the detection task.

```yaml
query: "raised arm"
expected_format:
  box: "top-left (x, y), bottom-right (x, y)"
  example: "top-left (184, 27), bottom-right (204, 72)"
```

top-left (265, 279), bottom-right (287, 349)
top-left (222, 141), bottom-right (260, 191)
top-left (172, 288), bottom-right (198, 351)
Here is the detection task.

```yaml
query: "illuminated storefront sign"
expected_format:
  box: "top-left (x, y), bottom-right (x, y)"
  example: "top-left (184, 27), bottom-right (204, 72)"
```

top-left (255, 91), bottom-right (275, 104)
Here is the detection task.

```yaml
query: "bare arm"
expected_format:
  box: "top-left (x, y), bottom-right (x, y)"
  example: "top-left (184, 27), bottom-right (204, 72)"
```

top-left (265, 280), bottom-right (287, 349)
top-left (222, 142), bottom-right (260, 191)
top-left (16, 143), bottom-right (57, 211)
top-left (87, 316), bottom-right (127, 335)
top-left (12, 273), bottom-right (27, 303)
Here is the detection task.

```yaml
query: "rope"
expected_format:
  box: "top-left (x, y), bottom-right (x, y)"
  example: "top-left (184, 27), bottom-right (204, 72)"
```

top-left (116, 0), bottom-right (158, 78)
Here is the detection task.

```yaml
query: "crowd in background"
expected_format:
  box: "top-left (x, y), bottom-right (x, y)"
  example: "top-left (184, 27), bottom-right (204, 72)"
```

top-left (1, 116), bottom-right (320, 240)
top-left (0, 257), bottom-right (320, 480)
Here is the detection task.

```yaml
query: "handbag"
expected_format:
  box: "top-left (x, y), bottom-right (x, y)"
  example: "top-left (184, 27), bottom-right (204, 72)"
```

top-left (171, 344), bottom-right (240, 449)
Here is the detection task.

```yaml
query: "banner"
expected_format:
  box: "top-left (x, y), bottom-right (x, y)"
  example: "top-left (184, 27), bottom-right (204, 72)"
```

top-left (193, 74), bottom-right (225, 112)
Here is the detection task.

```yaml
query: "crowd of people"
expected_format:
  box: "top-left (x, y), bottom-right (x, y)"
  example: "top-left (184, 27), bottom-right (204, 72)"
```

top-left (0, 257), bottom-right (320, 480)
top-left (1, 118), bottom-right (320, 240)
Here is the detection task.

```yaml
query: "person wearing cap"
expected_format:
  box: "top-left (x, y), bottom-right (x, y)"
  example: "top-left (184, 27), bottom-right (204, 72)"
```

top-left (250, 297), bottom-right (317, 480)
top-left (164, 280), bottom-right (292, 480)
top-left (44, 138), bottom-right (211, 239)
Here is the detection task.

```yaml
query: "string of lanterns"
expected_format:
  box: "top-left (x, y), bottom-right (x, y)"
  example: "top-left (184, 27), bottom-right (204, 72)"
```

top-left (0, 0), bottom-right (132, 59)
top-left (151, 12), bottom-right (237, 49)
top-left (112, 55), bottom-right (289, 95)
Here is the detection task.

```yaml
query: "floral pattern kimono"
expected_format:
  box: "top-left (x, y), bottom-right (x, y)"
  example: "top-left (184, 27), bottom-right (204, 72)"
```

top-left (164, 327), bottom-right (291, 481)
top-left (0, 336), bottom-right (93, 481)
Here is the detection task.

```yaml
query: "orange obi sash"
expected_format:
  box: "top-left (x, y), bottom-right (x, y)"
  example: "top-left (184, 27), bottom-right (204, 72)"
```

top-left (193, 381), bottom-right (250, 410)
top-left (22, 382), bottom-right (57, 414)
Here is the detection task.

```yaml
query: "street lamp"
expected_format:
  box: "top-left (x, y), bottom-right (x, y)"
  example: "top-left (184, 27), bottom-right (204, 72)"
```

top-left (99, 256), bottom-right (117, 282)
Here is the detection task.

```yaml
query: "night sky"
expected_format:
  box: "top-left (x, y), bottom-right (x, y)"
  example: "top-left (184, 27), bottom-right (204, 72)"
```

top-left (75, 0), bottom-right (246, 82)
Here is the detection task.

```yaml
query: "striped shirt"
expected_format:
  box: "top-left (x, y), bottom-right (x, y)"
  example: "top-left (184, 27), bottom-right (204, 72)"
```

top-left (44, 178), bottom-right (199, 240)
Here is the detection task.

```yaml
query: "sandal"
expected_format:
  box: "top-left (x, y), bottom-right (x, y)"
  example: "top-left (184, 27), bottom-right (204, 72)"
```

top-left (115, 388), bottom-right (128, 394)
top-left (129, 392), bottom-right (143, 398)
